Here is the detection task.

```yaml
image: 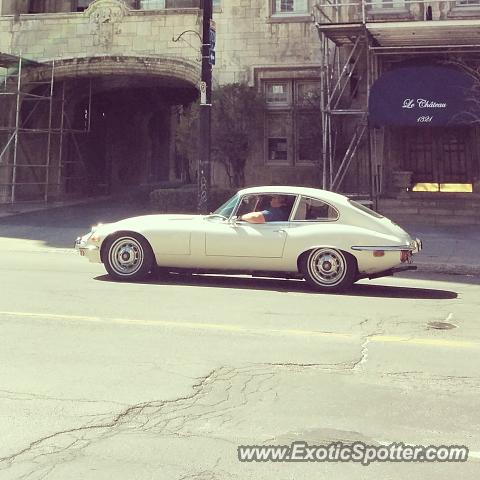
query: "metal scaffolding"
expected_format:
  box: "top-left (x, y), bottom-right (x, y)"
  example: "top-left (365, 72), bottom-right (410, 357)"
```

top-left (0, 54), bottom-right (91, 204)
top-left (313, 0), bottom-right (480, 201)
top-left (314, 19), bottom-right (375, 199)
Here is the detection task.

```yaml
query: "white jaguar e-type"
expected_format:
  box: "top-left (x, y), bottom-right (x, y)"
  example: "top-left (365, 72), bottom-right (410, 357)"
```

top-left (75, 186), bottom-right (422, 292)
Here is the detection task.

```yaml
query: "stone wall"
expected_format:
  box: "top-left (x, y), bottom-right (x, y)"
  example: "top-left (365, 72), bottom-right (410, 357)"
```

top-left (0, 5), bottom-right (201, 65)
top-left (0, 0), bottom-right (323, 196)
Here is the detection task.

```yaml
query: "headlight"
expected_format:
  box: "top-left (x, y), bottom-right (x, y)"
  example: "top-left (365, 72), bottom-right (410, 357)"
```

top-left (91, 223), bottom-right (103, 233)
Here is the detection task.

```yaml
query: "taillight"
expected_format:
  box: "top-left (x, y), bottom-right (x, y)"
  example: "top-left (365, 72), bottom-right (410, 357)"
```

top-left (400, 250), bottom-right (410, 263)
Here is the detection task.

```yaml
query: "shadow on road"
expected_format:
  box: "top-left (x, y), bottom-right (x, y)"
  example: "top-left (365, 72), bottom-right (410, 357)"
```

top-left (94, 273), bottom-right (458, 300)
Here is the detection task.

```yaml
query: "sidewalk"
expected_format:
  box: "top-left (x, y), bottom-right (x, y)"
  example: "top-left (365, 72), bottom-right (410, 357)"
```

top-left (0, 199), bottom-right (479, 276)
top-left (0, 196), bottom-right (111, 219)
top-left (398, 223), bottom-right (480, 276)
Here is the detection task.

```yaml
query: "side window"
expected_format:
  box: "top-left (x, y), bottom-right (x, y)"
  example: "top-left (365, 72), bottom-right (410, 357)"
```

top-left (293, 196), bottom-right (339, 221)
top-left (236, 194), bottom-right (297, 221)
top-left (236, 195), bottom-right (259, 217)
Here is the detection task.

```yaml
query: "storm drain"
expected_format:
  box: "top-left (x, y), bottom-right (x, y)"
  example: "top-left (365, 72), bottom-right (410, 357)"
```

top-left (427, 321), bottom-right (457, 330)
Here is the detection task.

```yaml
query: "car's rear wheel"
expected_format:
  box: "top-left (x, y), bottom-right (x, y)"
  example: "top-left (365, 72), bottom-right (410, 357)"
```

top-left (104, 233), bottom-right (154, 281)
top-left (300, 248), bottom-right (357, 292)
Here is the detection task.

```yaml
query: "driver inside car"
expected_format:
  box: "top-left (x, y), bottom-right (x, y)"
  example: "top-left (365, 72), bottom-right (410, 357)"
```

top-left (238, 195), bottom-right (290, 224)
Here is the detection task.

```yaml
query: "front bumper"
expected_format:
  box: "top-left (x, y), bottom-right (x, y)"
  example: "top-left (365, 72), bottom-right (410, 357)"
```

top-left (75, 236), bottom-right (101, 263)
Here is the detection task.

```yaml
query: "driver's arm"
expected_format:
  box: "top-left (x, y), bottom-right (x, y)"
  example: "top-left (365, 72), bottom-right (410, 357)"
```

top-left (238, 212), bottom-right (266, 224)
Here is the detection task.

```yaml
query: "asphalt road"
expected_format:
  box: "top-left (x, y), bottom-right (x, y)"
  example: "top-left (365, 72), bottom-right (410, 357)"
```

top-left (0, 202), bottom-right (479, 480)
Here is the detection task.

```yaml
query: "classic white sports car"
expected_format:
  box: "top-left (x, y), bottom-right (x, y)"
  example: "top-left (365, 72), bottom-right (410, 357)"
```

top-left (75, 186), bottom-right (422, 292)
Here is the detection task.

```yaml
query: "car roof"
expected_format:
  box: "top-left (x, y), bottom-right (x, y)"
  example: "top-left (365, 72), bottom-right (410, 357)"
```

top-left (237, 186), bottom-right (350, 205)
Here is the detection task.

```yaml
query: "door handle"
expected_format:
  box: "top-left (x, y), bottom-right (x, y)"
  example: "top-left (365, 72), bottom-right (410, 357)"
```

top-left (273, 229), bottom-right (286, 234)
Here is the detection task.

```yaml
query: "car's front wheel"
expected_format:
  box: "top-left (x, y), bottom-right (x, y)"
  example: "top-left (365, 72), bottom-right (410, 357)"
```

top-left (104, 233), bottom-right (154, 281)
top-left (300, 248), bottom-right (357, 292)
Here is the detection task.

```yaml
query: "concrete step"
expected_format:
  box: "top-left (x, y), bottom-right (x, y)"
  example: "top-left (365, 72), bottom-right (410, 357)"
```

top-left (379, 212), bottom-right (480, 226)
top-left (377, 195), bottom-right (480, 225)
top-left (379, 206), bottom-right (480, 217)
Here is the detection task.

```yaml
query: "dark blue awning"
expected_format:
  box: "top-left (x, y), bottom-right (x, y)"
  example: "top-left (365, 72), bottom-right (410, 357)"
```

top-left (368, 65), bottom-right (476, 127)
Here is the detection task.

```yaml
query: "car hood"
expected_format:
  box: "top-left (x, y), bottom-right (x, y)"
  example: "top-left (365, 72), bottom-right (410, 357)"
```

top-left (93, 214), bottom-right (203, 236)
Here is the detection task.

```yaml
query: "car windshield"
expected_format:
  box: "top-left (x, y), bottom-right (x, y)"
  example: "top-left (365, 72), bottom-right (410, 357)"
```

top-left (348, 199), bottom-right (384, 218)
top-left (213, 194), bottom-right (239, 218)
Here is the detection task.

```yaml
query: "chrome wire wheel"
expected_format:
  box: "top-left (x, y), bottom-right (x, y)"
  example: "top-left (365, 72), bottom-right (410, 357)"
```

top-left (301, 248), bottom-right (356, 292)
top-left (108, 236), bottom-right (144, 277)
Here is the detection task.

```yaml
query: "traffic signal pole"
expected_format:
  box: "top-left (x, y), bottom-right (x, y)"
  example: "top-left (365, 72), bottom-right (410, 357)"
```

top-left (198, 0), bottom-right (214, 214)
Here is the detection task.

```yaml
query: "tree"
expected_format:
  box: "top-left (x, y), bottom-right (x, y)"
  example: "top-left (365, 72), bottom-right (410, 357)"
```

top-left (211, 83), bottom-right (264, 187)
top-left (436, 59), bottom-right (480, 125)
top-left (174, 103), bottom-right (199, 183)
top-left (174, 82), bottom-right (264, 188)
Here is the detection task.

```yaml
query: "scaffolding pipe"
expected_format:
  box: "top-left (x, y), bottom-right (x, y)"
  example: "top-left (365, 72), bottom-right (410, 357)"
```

top-left (88, 78), bottom-right (92, 132)
top-left (57, 81), bottom-right (66, 196)
top-left (332, 121), bottom-right (367, 189)
top-left (366, 30), bottom-right (374, 203)
top-left (11, 57), bottom-right (22, 203)
top-left (370, 43), bottom-right (480, 51)
top-left (324, 35), bottom-right (336, 189)
top-left (333, 48), bottom-right (362, 110)
top-left (319, 31), bottom-right (328, 189)
top-left (0, 134), bottom-right (16, 163)
top-left (328, 35), bottom-right (361, 107)
top-left (0, 57), bottom-right (92, 204)
top-left (44, 60), bottom-right (55, 202)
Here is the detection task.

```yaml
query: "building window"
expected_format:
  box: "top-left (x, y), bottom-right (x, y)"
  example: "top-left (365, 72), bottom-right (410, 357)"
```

top-left (370, 0), bottom-right (406, 8)
top-left (28, 0), bottom-right (46, 13)
top-left (266, 113), bottom-right (290, 162)
top-left (271, 0), bottom-right (308, 15)
top-left (266, 82), bottom-right (290, 106)
top-left (456, 0), bottom-right (480, 5)
top-left (140, 0), bottom-right (165, 9)
top-left (74, 0), bottom-right (93, 12)
top-left (296, 113), bottom-right (319, 163)
top-left (138, 0), bottom-right (201, 8)
top-left (264, 79), bottom-right (321, 165)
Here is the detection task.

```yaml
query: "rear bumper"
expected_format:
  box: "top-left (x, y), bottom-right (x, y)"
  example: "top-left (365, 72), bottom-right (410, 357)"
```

top-left (410, 238), bottom-right (423, 254)
top-left (359, 265), bottom-right (418, 280)
top-left (352, 238), bottom-right (423, 253)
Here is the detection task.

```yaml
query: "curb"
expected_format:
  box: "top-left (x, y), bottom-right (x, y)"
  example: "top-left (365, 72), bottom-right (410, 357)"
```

top-left (414, 262), bottom-right (480, 276)
top-left (0, 196), bottom-right (112, 219)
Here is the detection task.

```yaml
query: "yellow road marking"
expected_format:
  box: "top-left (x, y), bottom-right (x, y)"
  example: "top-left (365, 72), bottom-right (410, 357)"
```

top-left (369, 335), bottom-right (478, 348)
top-left (0, 311), bottom-right (477, 349)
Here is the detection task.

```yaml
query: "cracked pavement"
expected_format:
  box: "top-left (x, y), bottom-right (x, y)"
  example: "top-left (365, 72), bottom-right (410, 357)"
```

top-left (1, 221), bottom-right (480, 478)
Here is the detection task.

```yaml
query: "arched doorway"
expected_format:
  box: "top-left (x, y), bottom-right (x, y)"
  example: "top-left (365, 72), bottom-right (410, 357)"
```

top-left (7, 56), bottom-right (199, 201)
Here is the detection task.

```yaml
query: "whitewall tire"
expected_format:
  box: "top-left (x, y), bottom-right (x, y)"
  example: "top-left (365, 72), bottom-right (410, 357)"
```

top-left (104, 233), bottom-right (154, 281)
top-left (300, 248), bottom-right (357, 292)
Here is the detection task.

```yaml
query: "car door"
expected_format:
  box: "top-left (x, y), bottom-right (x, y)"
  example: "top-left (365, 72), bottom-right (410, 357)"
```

top-left (204, 219), bottom-right (289, 258)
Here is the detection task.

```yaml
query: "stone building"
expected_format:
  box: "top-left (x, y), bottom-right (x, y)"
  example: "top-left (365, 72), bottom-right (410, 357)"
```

top-left (314, 0), bottom-right (480, 223)
top-left (1, 0), bottom-right (479, 225)
top-left (0, 0), bottom-right (322, 203)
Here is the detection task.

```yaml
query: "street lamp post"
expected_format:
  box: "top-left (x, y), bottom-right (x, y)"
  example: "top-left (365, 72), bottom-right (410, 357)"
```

top-left (198, 0), bottom-right (214, 213)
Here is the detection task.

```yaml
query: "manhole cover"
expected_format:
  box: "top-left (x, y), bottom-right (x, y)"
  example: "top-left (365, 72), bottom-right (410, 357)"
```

top-left (427, 321), bottom-right (457, 330)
